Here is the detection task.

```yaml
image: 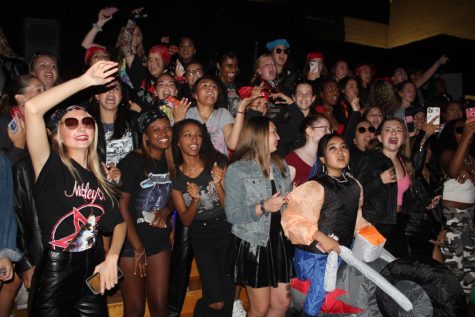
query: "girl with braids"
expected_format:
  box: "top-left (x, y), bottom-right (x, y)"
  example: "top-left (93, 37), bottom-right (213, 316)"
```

top-left (117, 110), bottom-right (175, 317)
top-left (171, 119), bottom-right (234, 317)
top-left (285, 114), bottom-right (332, 185)
top-left (24, 61), bottom-right (126, 316)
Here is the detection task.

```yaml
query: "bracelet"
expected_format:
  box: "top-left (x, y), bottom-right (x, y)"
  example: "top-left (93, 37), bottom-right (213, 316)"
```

top-left (92, 23), bottom-right (103, 32)
top-left (259, 199), bottom-right (270, 217)
top-left (236, 111), bottom-right (245, 115)
top-left (134, 249), bottom-right (147, 266)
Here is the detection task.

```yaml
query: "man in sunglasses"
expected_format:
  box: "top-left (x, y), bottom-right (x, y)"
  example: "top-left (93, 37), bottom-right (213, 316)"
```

top-left (266, 38), bottom-right (301, 96)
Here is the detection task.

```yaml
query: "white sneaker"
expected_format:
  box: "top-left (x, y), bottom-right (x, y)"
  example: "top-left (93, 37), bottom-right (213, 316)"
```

top-left (232, 299), bottom-right (246, 317)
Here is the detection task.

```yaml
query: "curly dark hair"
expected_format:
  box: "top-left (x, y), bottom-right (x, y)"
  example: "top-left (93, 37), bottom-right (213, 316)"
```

top-left (172, 119), bottom-right (228, 172)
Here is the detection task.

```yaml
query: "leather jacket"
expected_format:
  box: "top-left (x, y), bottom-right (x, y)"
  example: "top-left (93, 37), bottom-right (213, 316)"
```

top-left (403, 132), bottom-right (443, 238)
top-left (13, 156), bottom-right (43, 273)
top-left (352, 150), bottom-right (397, 225)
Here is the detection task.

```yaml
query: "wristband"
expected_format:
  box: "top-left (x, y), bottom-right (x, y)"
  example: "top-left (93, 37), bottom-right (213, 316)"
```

top-left (92, 23), bottom-right (103, 32)
top-left (260, 199), bottom-right (269, 216)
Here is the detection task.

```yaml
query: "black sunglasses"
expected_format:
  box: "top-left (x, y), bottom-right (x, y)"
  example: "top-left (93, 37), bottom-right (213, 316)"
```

top-left (455, 127), bottom-right (464, 134)
top-left (61, 117), bottom-right (95, 130)
top-left (275, 48), bottom-right (290, 55)
top-left (357, 126), bottom-right (376, 133)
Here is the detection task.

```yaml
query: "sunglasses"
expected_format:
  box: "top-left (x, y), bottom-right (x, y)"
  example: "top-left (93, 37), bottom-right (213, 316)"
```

top-left (61, 117), bottom-right (95, 130)
top-left (275, 48), bottom-right (290, 55)
top-left (357, 126), bottom-right (376, 133)
top-left (455, 127), bottom-right (464, 134)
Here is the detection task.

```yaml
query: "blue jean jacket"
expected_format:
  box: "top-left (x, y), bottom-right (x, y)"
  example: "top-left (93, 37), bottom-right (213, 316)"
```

top-left (0, 152), bottom-right (21, 261)
top-left (224, 159), bottom-right (291, 246)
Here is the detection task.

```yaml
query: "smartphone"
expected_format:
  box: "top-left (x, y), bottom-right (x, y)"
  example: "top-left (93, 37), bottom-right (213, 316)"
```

top-left (404, 115), bottom-right (415, 137)
top-left (164, 96), bottom-right (180, 107)
top-left (466, 107), bottom-right (475, 121)
top-left (309, 61), bottom-right (319, 73)
top-left (426, 107), bottom-right (440, 125)
top-left (85, 268), bottom-right (123, 295)
top-left (8, 117), bottom-right (18, 134)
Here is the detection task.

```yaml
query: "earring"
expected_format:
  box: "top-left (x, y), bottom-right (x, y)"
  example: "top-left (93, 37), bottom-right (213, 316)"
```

top-left (322, 164), bottom-right (326, 173)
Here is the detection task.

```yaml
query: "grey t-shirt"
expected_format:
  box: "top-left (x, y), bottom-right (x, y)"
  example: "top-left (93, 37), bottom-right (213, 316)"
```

top-left (186, 107), bottom-right (234, 155)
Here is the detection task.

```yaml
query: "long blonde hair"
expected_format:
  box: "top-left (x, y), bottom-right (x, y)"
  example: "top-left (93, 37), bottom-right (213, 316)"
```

top-left (52, 120), bottom-right (117, 205)
top-left (232, 116), bottom-right (286, 178)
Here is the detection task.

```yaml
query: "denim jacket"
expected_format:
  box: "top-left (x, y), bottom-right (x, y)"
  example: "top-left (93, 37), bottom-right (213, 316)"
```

top-left (224, 159), bottom-right (291, 246)
top-left (0, 152), bottom-right (21, 261)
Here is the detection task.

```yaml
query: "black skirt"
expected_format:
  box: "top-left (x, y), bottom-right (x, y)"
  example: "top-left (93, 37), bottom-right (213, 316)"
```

top-left (225, 212), bottom-right (294, 288)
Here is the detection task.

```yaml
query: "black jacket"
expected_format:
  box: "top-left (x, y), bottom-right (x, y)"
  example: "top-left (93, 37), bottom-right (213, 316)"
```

top-left (353, 150), bottom-right (397, 225)
top-left (13, 156), bottom-right (42, 274)
top-left (402, 132), bottom-right (443, 238)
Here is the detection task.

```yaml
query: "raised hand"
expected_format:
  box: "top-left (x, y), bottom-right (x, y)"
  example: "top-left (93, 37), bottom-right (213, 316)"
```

top-left (172, 97), bottom-right (191, 122)
top-left (98, 7), bottom-right (118, 25)
top-left (83, 61), bottom-right (118, 86)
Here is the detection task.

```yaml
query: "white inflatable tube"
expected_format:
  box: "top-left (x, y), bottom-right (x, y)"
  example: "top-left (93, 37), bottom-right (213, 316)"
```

top-left (339, 246), bottom-right (413, 312)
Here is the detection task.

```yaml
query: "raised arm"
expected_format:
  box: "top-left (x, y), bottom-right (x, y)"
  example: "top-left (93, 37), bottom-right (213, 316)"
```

top-left (81, 7), bottom-right (118, 49)
top-left (224, 96), bottom-right (260, 150)
top-left (24, 61), bottom-right (118, 178)
top-left (414, 55), bottom-right (449, 89)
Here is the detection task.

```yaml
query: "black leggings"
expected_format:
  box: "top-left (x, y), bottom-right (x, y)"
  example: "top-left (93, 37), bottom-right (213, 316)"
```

top-left (191, 215), bottom-right (234, 316)
top-left (28, 248), bottom-right (107, 317)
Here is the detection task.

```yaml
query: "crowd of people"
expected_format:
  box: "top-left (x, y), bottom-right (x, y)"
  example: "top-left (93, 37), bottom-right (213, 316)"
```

top-left (1, 5), bottom-right (474, 317)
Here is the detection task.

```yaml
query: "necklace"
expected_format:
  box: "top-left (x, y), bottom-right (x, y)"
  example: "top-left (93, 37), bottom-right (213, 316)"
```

top-left (327, 173), bottom-right (348, 183)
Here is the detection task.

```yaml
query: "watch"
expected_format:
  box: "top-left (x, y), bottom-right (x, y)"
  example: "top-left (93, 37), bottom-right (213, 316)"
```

top-left (260, 199), bottom-right (269, 216)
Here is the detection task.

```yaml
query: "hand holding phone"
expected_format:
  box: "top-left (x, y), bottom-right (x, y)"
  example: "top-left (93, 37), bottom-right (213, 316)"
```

top-left (86, 267), bottom-right (123, 295)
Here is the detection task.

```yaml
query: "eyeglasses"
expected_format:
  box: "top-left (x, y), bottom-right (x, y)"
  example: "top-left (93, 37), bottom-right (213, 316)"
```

top-left (185, 69), bottom-right (204, 76)
top-left (455, 127), bottom-right (464, 134)
top-left (357, 126), bottom-right (376, 133)
top-left (61, 117), bottom-right (95, 130)
top-left (311, 126), bottom-right (333, 133)
top-left (275, 48), bottom-right (290, 55)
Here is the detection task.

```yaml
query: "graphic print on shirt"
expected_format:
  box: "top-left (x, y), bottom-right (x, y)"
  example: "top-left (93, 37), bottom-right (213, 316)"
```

top-left (50, 181), bottom-right (106, 252)
top-left (135, 172), bottom-right (172, 224)
top-left (105, 130), bottom-right (134, 166)
top-left (183, 181), bottom-right (220, 214)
